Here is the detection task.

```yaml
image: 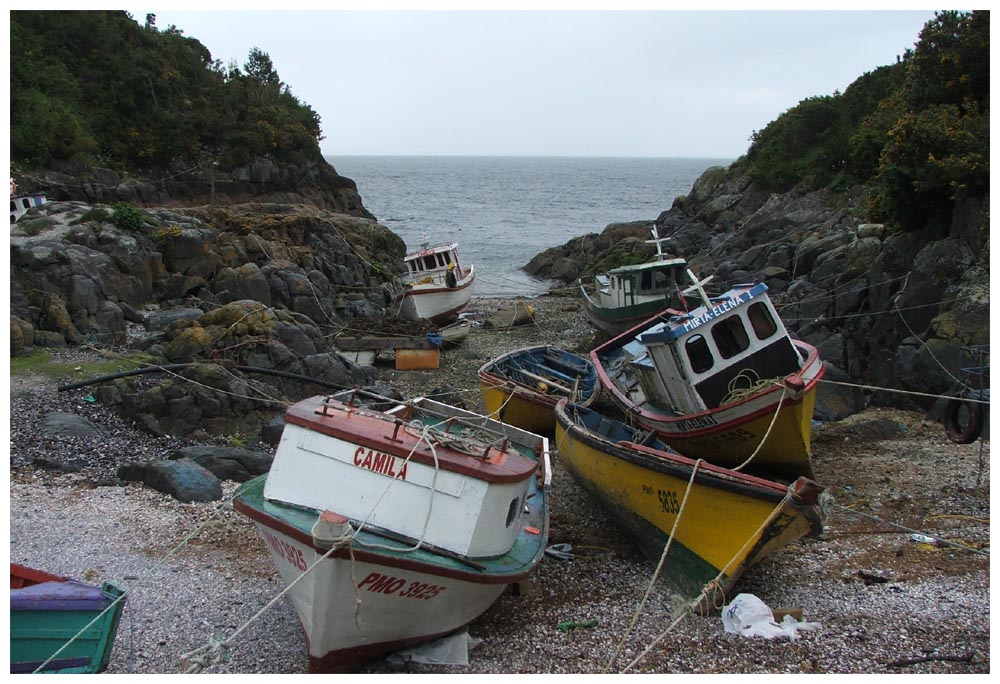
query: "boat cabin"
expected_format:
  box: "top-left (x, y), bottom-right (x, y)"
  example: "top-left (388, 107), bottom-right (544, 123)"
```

top-left (595, 258), bottom-right (687, 309)
top-left (403, 242), bottom-right (463, 279)
top-left (629, 283), bottom-right (804, 413)
top-left (264, 395), bottom-right (538, 558)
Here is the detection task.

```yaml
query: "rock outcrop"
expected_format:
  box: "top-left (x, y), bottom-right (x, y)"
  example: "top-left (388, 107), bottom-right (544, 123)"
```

top-left (18, 157), bottom-right (374, 220)
top-left (11, 200), bottom-right (400, 439)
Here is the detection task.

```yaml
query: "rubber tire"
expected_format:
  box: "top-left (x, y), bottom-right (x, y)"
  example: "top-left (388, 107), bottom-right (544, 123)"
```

top-left (943, 397), bottom-right (983, 444)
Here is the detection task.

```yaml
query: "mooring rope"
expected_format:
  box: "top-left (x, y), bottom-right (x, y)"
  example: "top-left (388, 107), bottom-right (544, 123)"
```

top-left (31, 494), bottom-right (236, 673)
top-left (604, 458), bottom-right (704, 673)
top-left (617, 491), bottom-right (796, 674)
top-left (819, 378), bottom-right (990, 404)
top-left (731, 384), bottom-right (788, 472)
top-left (180, 418), bottom-right (447, 672)
top-left (829, 501), bottom-right (989, 557)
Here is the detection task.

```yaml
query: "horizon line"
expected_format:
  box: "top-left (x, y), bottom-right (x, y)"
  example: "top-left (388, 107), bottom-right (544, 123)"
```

top-left (323, 153), bottom-right (739, 160)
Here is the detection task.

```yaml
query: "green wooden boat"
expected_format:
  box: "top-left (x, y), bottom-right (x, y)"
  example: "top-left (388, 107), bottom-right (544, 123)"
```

top-left (10, 563), bottom-right (126, 674)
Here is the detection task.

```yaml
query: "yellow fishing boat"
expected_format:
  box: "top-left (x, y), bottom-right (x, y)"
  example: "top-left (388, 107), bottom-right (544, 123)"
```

top-left (591, 278), bottom-right (824, 480)
top-left (554, 399), bottom-right (824, 607)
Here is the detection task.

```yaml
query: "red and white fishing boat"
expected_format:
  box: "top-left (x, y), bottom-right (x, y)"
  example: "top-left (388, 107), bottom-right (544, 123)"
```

top-left (592, 272), bottom-right (825, 481)
top-left (233, 391), bottom-right (550, 671)
top-left (394, 242), bottom-right (474, 323)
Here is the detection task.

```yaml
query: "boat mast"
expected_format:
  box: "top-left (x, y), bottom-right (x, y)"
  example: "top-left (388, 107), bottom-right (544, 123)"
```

top-left (646, 226), bottom-right (673, 263)
top-left (649, 225), bottom-right (713, 311)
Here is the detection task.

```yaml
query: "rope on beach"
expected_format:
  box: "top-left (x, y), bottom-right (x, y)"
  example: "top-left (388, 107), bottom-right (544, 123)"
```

top-left (179, 527), bottom-right (355, 673)
top-left (605, 458), bottom-right (704, 673)
top-left (818, 378), bottom-right (991, 404)
top-left (32, 492), bottom-right (239, 673)
top-left (828, 501), bottom-right (990, 557)
top-left (616, 491), bottom-right (796, 674)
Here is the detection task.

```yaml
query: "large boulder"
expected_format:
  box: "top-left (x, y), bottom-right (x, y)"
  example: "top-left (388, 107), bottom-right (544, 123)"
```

top-left (168, 445), bottom-right (272, 482)
top-left (118, 458), bottom-right (223, 503)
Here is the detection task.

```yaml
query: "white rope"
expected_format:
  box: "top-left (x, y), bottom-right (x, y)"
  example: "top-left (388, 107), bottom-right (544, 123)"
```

top-left (604, 459), bottom-right (704, 672)
top-left (618, 491), bottom-right (795, 674)
top-left (731, 384), bottom-right (787, 472)
top-left (180, 417), bottom-right (447, 672)
top-left (819, 378), bottom-right (990, 404)
top-left (32, 495), bottom-right (235, 673)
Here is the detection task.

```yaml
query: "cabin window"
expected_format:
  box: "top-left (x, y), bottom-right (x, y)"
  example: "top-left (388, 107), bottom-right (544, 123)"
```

top-left (712, 315), bottom-right (750, 359)
top-left (685, 334), bottom-right (714, 373)
top-left (9, 201), bottom-right (15, 212)
top-left (21, 198), bottom-right (31, 210)
top-left (640, 271), bottom-right (652, 290)
top-left (505, 497), bottom-right (521, 527)
top-left (422, 255), bottom-right (436, 270)
top-left (748, 302), bottom-right (778, 340)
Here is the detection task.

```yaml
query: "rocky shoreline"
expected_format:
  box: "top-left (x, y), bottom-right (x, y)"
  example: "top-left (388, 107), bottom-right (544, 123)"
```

top-left (8, 294), bottom-right (990, 674)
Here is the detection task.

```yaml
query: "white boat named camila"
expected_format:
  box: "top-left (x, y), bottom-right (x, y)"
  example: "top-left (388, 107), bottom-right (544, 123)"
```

top-left (233, 391), bottom-right (550, 671)
top-left (395, 242), bottom-right (474, 323)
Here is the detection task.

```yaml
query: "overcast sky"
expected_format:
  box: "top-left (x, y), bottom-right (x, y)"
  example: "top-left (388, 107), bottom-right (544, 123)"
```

top-left (120, 5), bottom-right (937, 159)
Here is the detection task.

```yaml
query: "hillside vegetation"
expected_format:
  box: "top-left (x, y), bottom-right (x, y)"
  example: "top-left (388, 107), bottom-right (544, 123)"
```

top-left (11, 10), bottom-right (323, 174)
top-left (9, 10), bottom-right (989, 238)
top-left (741, 10), bottom-right (989, 235)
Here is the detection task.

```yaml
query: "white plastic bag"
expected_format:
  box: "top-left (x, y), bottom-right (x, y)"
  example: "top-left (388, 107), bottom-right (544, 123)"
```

top-left (721, 593), bottom-right (820, 640)
top-left (385, 628), bottom-right (483, 666)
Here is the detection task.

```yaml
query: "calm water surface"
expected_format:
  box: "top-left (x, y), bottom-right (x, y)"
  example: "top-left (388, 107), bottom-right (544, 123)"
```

top-left (328, 156), bottom-right (732, 296)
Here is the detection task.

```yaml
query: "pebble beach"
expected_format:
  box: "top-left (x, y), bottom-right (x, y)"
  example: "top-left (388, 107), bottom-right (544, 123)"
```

top-left (8, 295), bottom-right (991, 675)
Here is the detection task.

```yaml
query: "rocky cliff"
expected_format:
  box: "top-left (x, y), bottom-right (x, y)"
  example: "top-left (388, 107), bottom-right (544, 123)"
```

top-left (10, 200), bottom-right (408, 437)
top-left (525, 166), bottom-right (990, 418)
top-left (15, 157), bottom-right (374, 220)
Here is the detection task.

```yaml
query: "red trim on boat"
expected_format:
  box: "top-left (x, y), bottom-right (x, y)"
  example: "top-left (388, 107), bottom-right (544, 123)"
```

top-left (619, 441), bottom-right (795, 493)
top-left (592, 341), bottom-right (825, 440)
top-left (283, 396), bottom-right (536, 484)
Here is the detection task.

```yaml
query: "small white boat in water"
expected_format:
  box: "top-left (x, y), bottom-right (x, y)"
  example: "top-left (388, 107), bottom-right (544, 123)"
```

top-left (394, 242), bottom-right (474, 323)
top-left (233, 391), bottom-right (550, 671)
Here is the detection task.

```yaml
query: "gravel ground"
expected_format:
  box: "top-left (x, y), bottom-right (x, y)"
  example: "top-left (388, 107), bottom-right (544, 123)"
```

top-left (8, 294), bottom-right (991, 674)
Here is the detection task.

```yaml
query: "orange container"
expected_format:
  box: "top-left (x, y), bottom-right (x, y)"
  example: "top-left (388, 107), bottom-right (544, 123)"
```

top-left (395, 348), bottom-right (440, 370)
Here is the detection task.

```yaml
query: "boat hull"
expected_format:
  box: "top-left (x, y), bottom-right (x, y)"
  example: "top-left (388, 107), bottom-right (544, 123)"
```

top-left (235, 471), bottom-right (547, 672)
top-left (233, 394), bottom-right (549, 671)
top-left (478, 345), bottom-right (600, 434)
top-left (553, 401), bottom-right (824, 606)
top-left (397, 267), bottom-right (475, 323)
top-left (9, 564), bottom-right (125, 674)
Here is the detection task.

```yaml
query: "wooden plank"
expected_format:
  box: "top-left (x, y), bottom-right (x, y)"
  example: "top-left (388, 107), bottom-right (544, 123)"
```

top-left (336, 336), bottom-right (435, 350)
top-left (517, 369), bottom-right (573, 394)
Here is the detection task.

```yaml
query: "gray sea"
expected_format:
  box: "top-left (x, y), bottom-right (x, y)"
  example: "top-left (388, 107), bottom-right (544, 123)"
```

top-left (327, 155), bottom-right (733, 296)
